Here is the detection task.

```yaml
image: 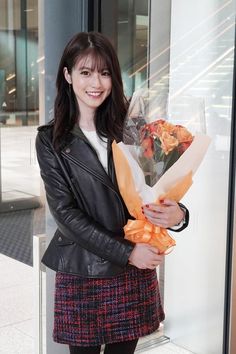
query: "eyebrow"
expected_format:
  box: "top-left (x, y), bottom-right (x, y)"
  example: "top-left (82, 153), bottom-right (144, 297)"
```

top-left (77, 65), bottom-right (109, 72)
top-left (78, 66), bottom-right (92, 70)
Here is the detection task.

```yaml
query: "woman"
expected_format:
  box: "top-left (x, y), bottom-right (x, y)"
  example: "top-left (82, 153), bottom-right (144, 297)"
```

top-left (36, 32), bottom-right (188, 354)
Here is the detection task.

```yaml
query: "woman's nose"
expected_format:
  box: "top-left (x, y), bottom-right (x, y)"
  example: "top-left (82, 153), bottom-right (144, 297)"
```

top-left (91, 73), bottom-right (101, 87)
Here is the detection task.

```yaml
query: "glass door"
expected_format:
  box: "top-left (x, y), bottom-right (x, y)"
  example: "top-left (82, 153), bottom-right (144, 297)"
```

top-left (101, 0), bottom-right (150, 97)
top-left (0, 0), bottom-right (40, 213)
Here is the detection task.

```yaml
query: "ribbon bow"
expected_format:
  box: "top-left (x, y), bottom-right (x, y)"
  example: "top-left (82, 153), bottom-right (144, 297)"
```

top-left (124, 219), bottom-right (176, 254)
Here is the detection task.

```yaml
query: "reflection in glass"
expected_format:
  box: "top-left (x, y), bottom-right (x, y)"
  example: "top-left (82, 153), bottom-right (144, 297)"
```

top-left (101, 0), bottom-right (149, 97)
top-left (0, 0), bottom-right (40, 211)
top-left (0, 0), bottom-right (39, 127)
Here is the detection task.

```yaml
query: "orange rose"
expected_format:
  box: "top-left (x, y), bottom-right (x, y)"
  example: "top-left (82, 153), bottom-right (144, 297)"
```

top-left (162, 121), bottom-right (176, 134)
top-left (160, 131), bottom-right (179, 155)
top-left (174, 125), bottom-right (193, 144)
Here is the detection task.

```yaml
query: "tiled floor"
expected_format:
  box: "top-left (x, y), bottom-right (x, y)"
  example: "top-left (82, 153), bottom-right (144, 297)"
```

top-left (142, 344), bottom-right (194, 354)
top-left (0, 253), bottom-right (194, 354)
top-left (0, 254), bottom-right (45, 354)
top-left (0, 254), bottom-right (33, 353)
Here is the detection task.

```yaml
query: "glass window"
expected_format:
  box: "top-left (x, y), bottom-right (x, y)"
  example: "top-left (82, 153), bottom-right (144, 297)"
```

top-left (0, 2), bottom-right (45, 354)
top-left (0, 0), bottom-right (39, 126)
top-left (164, 1), bottom-right (235, 353)
top-left (101, 0), bottom-right (149, 97)
top-left (0, 0), bottom-right (40, 212)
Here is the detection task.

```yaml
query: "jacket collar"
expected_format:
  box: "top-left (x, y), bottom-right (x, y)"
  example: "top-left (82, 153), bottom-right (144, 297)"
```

top-left (60, 125), bottom-right (119, 192)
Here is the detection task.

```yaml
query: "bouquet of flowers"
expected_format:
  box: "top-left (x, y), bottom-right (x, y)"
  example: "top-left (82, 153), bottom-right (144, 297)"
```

top-left (112, 91), bottom-right (211, 254)
top-left (139, 119), bottom-right (193, 187)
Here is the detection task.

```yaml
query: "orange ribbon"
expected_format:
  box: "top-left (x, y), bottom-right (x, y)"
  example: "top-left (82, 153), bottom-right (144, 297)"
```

top-left (124, 219), bottom-right (176, 254)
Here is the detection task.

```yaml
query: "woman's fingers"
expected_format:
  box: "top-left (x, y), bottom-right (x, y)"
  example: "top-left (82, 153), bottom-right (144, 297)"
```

top-left (142, 200), bottom-right (184, 228)
top-left (145, 216), bottom-right (169, 228)
top-left (142, 203), bottom-right (164, 213)
top-left (142, 205), bottom-right (168, 227)
top-left (128, 243), bottom-right (164, 269)
top-left (147, 255), bottom-right (164, 269)
top-left (147, 244), bottom-right (160, 254)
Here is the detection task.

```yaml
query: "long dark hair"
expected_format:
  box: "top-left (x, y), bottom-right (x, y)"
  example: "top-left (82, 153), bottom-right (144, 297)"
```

top-left (53, 31), bottom-right (128, 148)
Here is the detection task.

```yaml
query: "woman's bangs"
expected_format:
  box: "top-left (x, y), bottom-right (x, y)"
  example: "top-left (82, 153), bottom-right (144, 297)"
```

top-left (75, 48), bottom-right (111, 72)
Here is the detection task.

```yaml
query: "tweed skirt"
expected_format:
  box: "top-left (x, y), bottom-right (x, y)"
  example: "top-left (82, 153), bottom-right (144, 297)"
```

top-left (53, 265), bottom-right (165, 346)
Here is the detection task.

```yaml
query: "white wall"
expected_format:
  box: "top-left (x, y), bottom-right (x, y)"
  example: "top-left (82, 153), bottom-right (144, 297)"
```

top-left (163, 1), bottom-right (236, 353)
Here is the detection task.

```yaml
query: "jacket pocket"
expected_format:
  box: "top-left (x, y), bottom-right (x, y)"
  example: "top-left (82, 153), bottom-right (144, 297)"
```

top-left (41, 230), bottom-right (75, 271)
top-left (55, 233), bottom-right (75, 246)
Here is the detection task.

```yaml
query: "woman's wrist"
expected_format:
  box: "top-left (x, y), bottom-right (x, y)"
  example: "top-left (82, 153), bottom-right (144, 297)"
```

top-left (176, 207), bottom-right (186, 226)
top-left (168, 203), bottom-right (189, 232)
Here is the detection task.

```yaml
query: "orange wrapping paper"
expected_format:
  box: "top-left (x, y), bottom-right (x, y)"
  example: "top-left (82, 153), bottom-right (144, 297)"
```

top-left (112, 141), bottom-right (193, 254)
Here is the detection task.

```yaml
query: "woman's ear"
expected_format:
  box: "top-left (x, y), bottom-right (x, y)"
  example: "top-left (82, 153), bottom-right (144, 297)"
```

top-left (64, 67), bottom-right (72, 84)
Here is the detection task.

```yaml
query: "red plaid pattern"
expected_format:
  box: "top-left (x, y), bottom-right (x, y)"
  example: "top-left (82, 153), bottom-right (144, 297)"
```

top-left (53, 265), bottom-right (165, 346)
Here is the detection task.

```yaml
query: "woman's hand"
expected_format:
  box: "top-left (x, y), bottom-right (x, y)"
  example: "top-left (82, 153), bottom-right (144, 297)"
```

top-left (142, 199), bottom-right (185, 228)
top-left (129, 243), bottom-right (164, 270)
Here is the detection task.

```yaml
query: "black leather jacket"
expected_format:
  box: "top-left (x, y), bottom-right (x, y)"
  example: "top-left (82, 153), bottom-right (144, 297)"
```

top-left (36, 123), bottom-right (189, 278)
top-left (36, 123), bottom-right (135, 278)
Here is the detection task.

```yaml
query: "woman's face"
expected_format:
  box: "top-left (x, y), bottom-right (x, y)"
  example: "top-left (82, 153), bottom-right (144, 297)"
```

top-left (64, 55), bottom-right (112, 116)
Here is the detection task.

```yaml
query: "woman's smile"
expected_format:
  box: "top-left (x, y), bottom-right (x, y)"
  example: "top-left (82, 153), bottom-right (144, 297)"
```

top-left (86, 90), bottom-right (104, 97)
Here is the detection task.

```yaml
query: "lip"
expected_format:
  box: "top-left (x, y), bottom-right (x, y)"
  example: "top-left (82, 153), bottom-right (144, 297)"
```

top-left (86, 91), bottom-right (103, 97)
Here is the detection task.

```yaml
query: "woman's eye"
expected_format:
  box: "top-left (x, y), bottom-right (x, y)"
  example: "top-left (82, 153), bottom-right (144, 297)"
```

top-left (80, 70), bottom-right (90, 76)
top-left (102, 71), bottom-right (111, 76)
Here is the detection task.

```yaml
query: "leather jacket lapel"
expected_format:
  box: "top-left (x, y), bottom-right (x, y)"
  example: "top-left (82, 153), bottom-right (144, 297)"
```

top-left (60, 127), bottom-right (118, 191)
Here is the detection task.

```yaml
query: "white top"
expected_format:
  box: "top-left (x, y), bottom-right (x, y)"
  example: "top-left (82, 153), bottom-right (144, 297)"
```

top-left (81, 128), bottom-right (108, 172)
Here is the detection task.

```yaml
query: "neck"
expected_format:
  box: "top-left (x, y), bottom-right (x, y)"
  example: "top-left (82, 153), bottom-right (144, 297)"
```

top-left (78, 111), bottom-right (96, 131)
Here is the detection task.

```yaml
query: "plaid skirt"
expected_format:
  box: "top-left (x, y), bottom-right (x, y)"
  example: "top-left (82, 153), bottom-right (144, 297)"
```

top-left (53, 265), bottom-right (165, 346)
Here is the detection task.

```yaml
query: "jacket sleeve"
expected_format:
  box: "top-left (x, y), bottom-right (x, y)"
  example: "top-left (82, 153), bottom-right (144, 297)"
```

top-left (36, 131), bottom-right (134, 268)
